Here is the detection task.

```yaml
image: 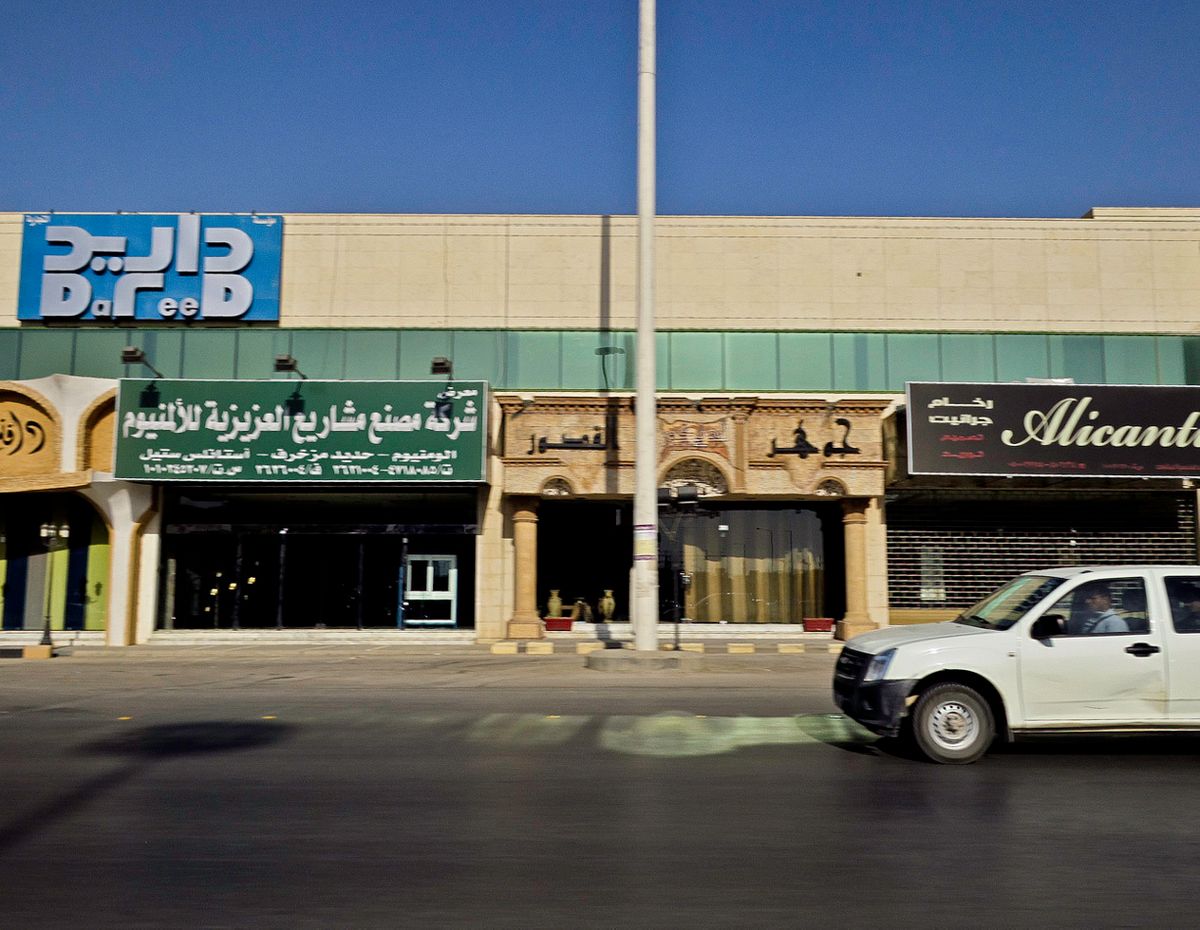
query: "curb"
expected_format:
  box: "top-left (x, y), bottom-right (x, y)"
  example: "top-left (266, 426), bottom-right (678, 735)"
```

top-left (490, 641), bottom-right (845, 656)
top-left (0, 645), bottom-right (55, 660)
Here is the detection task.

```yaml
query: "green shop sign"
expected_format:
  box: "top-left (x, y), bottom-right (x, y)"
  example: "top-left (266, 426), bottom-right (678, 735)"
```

top-left (115, 379), bottom-right (487, 483)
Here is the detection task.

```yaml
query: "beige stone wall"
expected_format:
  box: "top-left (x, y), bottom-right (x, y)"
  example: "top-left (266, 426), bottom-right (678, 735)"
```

top-left (3, 209), bottom-right (1199, 333)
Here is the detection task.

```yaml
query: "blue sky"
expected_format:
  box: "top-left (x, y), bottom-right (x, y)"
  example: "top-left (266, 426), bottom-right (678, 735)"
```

top-left (2, 0), bottom-right (1198, 217)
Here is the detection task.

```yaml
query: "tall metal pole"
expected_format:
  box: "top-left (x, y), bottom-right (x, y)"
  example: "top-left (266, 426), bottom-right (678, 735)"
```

top-left (633, 0), bottom-right (659, 652)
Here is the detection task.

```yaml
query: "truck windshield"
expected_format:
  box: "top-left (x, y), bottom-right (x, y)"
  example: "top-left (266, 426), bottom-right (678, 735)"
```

top-left (953, 575), bottom-right (1066, 631)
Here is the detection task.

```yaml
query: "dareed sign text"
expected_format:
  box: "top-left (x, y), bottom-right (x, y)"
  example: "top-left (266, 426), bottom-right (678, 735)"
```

top-left (115, 380), bottom-right (487, 483)
top-left (907, 381), bottom-right (1200, 479)
top-left (19, 213), bottom-right (282, 322)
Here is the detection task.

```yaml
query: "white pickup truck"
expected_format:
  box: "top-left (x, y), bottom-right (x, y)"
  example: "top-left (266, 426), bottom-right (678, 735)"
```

top-left (833, 565), bottom-right (1200, 763)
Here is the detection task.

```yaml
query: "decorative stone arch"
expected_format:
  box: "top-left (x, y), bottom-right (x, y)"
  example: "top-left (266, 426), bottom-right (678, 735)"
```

top-left (540, 476), bottom-right (574, 498)
top-left (79, 389), bottom-right (117, 473)
top-left (0, 382), bottom-right (62, 485)
top-left (812, 477), bottom-right (847, 498)
top-left (660, 456), bottom-right (730, 497)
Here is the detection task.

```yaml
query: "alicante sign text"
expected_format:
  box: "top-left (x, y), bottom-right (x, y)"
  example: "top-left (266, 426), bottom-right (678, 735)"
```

top-left (908, 381), bottom-right (1200, 478)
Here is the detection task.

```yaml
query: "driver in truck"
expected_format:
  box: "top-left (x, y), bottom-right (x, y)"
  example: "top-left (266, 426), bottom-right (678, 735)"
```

top-left (1068, 582), bottom-right (1129, 635)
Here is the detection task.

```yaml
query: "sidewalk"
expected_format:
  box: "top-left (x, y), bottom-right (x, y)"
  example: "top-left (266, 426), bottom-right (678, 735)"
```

top-left (1, 622), bottom-right (838, 644)
top-left (1, 623), bottom-right (843, 662)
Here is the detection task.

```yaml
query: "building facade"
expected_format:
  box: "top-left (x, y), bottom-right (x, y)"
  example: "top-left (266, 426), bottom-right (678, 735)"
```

top-left (2, 208), bottom-right (1199, 645)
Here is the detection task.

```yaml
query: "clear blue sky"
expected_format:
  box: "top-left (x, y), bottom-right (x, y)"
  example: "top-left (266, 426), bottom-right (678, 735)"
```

top-left (2, 0), bottom-right (1198, 218)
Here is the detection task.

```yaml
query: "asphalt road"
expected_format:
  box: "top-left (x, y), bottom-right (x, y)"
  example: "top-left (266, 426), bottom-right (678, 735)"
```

top-left (2, 647), bottom-right (1198, 929)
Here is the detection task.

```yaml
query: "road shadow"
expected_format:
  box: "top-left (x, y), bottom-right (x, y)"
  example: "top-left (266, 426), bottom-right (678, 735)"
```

top-left (999, 732), bottom-right (1200, 759)
top-left (0, 720), bottom-right (293, 855)
top-left (82, 720), bottom-right (292, 758)
top-left (833, 729), bottom-right (1200, 764)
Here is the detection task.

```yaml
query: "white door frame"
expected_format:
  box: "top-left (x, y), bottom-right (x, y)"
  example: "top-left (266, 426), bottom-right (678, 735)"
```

top-left (401, 554), bottom-right (457, 628)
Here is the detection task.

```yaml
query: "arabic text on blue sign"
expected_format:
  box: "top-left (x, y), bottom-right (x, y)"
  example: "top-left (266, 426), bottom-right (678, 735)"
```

top-left (18, 213), bottom-right (282, 322)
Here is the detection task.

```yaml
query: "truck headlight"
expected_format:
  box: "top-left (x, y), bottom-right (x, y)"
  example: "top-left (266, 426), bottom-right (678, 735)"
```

top-left (862, 648), bottom-right (896, 682)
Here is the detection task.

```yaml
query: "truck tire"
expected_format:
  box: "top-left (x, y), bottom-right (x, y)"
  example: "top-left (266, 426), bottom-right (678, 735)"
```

top-left (911, 682), bottom-right (995, 764)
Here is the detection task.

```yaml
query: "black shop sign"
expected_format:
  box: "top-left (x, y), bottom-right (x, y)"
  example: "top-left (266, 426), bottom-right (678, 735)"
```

top-left (907, 382), bottom-right (1200, 479)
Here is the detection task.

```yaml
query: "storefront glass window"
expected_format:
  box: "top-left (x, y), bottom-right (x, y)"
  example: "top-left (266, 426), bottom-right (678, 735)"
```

top-left (661, 507), bottom-right (828, 624)
top-left (158, 490), bottom-right (477, 630)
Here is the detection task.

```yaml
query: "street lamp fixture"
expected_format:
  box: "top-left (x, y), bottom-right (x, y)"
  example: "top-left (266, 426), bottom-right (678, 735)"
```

top-left (273, 354), bottom-right (308, 379)
top-left (120, 346), bottom-right (164, 378)
top-left (38, 522), bottom-right (70, 648)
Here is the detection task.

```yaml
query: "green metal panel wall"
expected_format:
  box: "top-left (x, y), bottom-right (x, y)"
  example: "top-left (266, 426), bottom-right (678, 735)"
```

top-left (6, 328), bottom-right (1200, 392)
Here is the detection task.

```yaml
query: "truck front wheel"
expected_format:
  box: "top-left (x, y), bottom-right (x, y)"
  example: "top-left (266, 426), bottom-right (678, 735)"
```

top-left (911, 682), bottom-right (995, 764)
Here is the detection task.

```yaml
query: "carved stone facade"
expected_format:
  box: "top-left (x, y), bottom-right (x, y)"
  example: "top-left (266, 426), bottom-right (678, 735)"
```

top-left (496, 394), bottom-right (889, 500)
top-left (496, 392), bottom-right (891, 638)
top-left (1, 385), bottom-right (61, 485)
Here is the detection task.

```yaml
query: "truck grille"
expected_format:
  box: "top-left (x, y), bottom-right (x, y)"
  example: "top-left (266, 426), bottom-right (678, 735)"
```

top-left (833, 648), bottom-right (871, 708)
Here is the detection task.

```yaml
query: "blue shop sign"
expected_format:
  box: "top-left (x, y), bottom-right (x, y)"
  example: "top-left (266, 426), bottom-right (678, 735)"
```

top-left (18, 213), bottom-right (283, 322)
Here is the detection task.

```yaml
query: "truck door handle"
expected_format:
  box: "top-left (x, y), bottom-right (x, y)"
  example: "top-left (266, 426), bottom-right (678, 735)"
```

top-left (1125, 643), bottom-right (1161, 657)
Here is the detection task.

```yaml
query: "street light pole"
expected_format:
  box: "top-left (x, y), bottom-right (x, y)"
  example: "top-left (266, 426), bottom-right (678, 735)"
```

top-left (632, 0), bottom-right (659, 652)
top-left (39, 522), bottom-right (70, 648)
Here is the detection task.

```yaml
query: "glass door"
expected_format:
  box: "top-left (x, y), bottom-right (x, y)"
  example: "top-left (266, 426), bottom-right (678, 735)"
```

top-left (400, 555), bottom-right (457, 628)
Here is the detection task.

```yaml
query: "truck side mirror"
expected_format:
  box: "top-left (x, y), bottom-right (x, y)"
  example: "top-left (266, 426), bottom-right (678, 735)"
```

top-left (1031, 614), bottom-right (1065, 640)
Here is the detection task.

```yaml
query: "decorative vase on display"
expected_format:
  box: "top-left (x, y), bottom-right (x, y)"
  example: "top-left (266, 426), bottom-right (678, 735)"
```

top-left (598, 589), bottom-right (616, 621)
top-left (546, 589), bottom-right (563, 618)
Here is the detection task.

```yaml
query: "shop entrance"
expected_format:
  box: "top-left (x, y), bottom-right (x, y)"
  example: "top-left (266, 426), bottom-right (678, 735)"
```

top-left (535, 500), bottom-right (844, 624)
top-left (657, 503), bottom-right (843, 624)
top-left (401, 555), bottom-right (457, 627)
top-left (1, 493), bottom-right (107, 634)
top-left (536, 501), bottom-right (633, 622)
top-left (158, 489), bottom-right (479, 631)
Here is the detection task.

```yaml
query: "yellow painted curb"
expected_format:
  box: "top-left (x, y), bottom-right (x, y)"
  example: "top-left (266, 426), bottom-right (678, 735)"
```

top-left (576, 642), bottom-right (605, 654)
top-left (490, 642), bottom-right (519, 655)
top-left (777, 643), bottom-right (806, 654)
top-left (828, 643), bottom-right (844, 655)
top-left (727, 643), bottom-right (755, 654)
top-left (524, 641), bottom-right (554, 655)
top-left (23, 645), bottom-right (54, 660)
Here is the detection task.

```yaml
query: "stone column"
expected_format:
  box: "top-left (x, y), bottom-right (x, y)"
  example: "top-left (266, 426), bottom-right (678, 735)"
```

top-left (506, 496), bottom-right (544, 640)
top-left (837, 498), bottom-right (874, 641)
top-left (80, 481), bottom-right (156, 647)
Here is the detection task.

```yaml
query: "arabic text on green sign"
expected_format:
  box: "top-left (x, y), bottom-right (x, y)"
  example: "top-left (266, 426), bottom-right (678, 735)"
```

top-left (114, 379), bottom-right (487, 482)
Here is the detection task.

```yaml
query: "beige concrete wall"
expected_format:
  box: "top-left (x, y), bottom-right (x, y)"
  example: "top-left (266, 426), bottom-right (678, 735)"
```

top-left (3, 209), bottom-right (1199, 333)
